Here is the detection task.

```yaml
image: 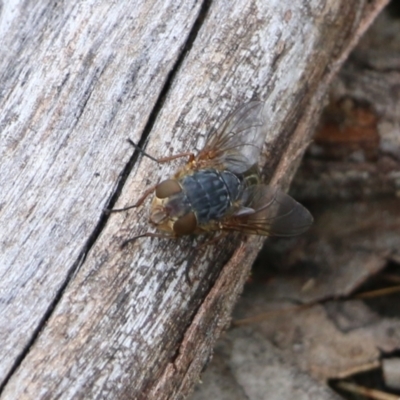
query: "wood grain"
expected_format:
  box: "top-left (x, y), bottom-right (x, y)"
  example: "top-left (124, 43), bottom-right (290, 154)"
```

top-left (0, 0), bottom-right (389, 398)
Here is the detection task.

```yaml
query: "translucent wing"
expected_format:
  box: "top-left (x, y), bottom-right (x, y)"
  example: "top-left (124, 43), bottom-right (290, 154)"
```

top-left (197, 101), bottom-right (267, 174)
top-left (222, 185), bottom-right (313, 237)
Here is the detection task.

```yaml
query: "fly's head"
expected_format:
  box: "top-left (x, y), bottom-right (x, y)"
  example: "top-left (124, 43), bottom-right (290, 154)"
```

top-left (150, 179), bottom-right (197, 236)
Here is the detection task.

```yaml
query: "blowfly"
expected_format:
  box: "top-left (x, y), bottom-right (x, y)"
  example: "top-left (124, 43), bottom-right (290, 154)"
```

top-left (111, 102), bottom-right (313, 246)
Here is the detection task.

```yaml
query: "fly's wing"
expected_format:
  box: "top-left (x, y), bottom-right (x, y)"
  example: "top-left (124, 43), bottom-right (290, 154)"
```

top-left (222, 185), bottom-right (313, 237)
top-left (197, 102), bottom-right (266, 174)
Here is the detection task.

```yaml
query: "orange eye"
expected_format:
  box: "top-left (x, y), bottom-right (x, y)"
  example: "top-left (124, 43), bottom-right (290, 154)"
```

top-left (173, 212), bottom-right (197, 236)
top-left (155, 179), bottom-right (182, 199)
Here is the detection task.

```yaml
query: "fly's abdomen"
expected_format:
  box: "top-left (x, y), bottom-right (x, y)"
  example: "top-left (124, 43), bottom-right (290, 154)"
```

top-left (180, 169), bottom-right (242, 225)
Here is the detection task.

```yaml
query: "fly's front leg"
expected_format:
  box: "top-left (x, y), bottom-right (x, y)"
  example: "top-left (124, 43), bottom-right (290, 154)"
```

top-left (121, 232), bottom-right (176, 248)
top-left (127, 139), bottom-right (194, 164)
top-left (107, 139), bottom-right (194, 214)
top-left (195, 231), bottom-right (229, 250)
top-left (106, 184), bottom-right (157, 213)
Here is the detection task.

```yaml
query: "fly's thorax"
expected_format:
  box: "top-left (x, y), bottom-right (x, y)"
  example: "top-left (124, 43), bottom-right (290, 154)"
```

top-left (180, 169), bottom-right (243, 226)
top-left (150, 179), bottom-right (198, 236)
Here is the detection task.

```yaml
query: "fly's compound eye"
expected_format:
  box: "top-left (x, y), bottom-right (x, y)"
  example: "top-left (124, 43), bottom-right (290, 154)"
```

top-left (155, 179), bottom-right (182, 199)
top-left (173, 212), bottom-right (197, 236)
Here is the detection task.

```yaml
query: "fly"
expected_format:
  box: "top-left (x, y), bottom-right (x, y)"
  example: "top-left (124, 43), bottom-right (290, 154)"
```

top-left (109, 101), bottom-right (313, 247)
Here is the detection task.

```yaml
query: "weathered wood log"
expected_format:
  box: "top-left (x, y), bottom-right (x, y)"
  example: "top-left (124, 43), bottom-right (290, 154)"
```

top-left (0, 0), bottom-right (388, 399)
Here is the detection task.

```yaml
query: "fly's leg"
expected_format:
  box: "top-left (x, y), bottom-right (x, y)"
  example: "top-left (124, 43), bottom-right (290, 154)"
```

top-left (195, 231), bottom-right (229, 250)
top-left (121, 232), bottom-right (176, 248)
top-left (128, 139), bottom-right (194, 164)
top-left (106, 184), bottom-right (158, 213)
top-left (106, 139), bottom-right (194, 214)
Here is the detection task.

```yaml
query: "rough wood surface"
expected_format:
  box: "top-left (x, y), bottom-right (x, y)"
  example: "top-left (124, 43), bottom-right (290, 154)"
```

top-left (0, 0), bottom-right (389, 399)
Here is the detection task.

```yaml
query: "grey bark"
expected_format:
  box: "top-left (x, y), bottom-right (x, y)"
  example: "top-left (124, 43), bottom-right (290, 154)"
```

top-left (0, 0), bottom-right (389, 398)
